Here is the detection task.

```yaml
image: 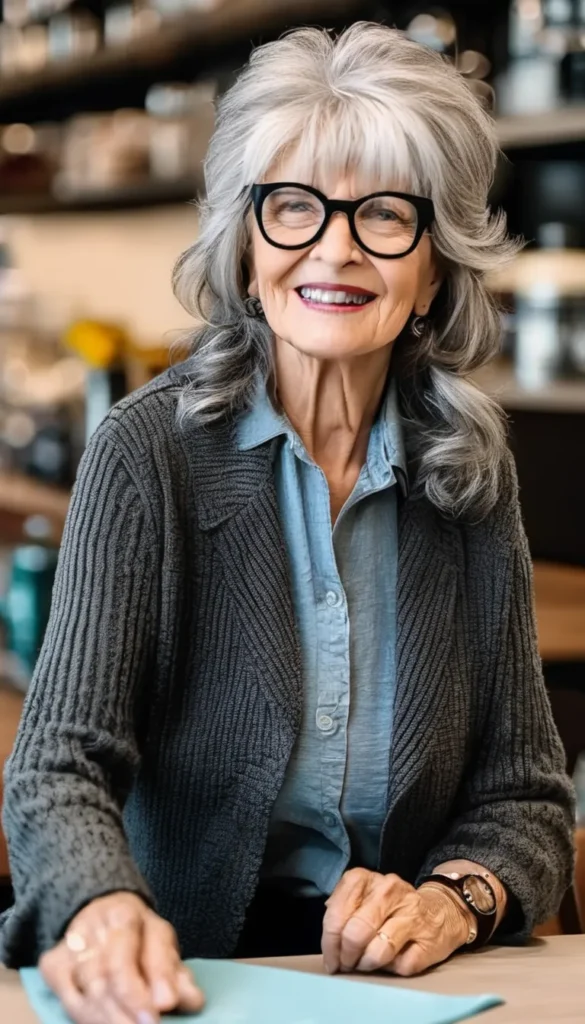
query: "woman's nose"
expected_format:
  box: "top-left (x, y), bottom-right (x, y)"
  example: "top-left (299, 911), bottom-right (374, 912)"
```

top-left (309, 212), bottom-right (362, 265)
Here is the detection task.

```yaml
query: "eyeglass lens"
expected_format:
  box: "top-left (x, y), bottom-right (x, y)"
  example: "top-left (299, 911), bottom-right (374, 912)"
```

top-left (261, 186), bottom-right (419, 256)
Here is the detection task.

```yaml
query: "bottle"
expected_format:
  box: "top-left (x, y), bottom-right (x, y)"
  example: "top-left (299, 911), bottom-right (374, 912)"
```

top-left (500, 0), bottom-right (561, 114)
top-left (0, 544), bottom-right (59, 687)
top-left (146, 81), bottom-right (215, 182)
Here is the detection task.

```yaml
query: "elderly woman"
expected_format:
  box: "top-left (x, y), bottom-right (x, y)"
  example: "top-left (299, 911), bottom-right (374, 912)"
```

top-left (1, 20), bottom-right (574, 1024)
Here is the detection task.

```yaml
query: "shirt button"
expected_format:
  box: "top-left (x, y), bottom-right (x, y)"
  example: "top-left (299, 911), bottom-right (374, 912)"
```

top-left (325, 590), bottom-right (340, 607)
top-left (324, 812), bottom-right (337, 828)
top-left (317, 713), bottom-right (334, 732)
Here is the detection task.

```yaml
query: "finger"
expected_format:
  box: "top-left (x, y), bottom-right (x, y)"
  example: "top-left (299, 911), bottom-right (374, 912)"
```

top-left (321, 869), bottom-right (376, 974)
top-left (40, 946), bottom-right (89, 1024)
top-left (72, 948), bottom-right (151, 1024)
top-left (140, 915), bottom-right (179, 1011)
top-left (100, 995), bottom-right (144, 1024)
top-left (356, 914), bottom-right (416, 973)
top-left (87, 993), bottom-right (137, 1024)
top-left (141, 915), bottom-right (199, 1013)
top-left (71, 949), bottom-right (111, 1022)
top-left (176, 963), bottom-right (206, 1013)
top-left (338, 875), bottom-right (407, 972)
top-left (388, 941), bottom-right (430, 977)
top-left (60, 988), bottom-right (100, 1024)
top-left (101, 925), bottom-right (158, 1023)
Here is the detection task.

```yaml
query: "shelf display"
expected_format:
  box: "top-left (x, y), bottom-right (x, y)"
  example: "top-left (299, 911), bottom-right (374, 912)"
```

top-left (0, 77), bottom-right (214, 211)
top-left (498, 0), bottom-right (585, 114)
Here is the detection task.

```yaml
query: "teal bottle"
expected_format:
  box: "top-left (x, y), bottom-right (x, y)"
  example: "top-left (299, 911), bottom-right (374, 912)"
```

top-left (0, 546), bottom-right (58, 685)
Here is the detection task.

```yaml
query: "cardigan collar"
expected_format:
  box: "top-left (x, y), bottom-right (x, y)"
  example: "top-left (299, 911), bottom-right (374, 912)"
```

top-left (169, 363), bottom-right (274, 531)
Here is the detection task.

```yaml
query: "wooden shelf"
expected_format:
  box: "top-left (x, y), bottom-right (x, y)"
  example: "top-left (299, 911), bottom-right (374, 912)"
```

top-left (496, 105), bottom-right (585, 150)
top-left (533, 561), bottom-right (585, 662)
top-left (0, 683), bottom-right (25, 880)
top-left (0, 471), bottom-right (70, 523)
top-left (0, 0), bottom-right (580, 151)
top-left (474, 363), bottom-right (585, 413)
top-left (6, 0), bottom-right (106, 29)
top-left (0, 176), bottom-right (200, 216)
top-left (0, 0), bottom-right (361, 120)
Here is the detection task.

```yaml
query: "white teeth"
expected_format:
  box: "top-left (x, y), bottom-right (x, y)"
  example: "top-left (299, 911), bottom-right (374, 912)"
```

top-left (299, 287), bottom-right (372, 305)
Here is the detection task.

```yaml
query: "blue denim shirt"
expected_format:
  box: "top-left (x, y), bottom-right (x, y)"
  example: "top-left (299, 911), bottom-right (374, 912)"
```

top-left (237, 376), bottom-right (406, 896)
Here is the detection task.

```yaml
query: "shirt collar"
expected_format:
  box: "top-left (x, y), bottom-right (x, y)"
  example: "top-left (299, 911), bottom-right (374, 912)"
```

top-left (236, 375), bottom-right (288, 452)
top-left (369, 375), bottom-right (409, 495)
top-left (237, 373), bottom-right (408, 495)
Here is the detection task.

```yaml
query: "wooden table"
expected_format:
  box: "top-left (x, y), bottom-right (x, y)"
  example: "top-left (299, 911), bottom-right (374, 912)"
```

top-left (1, 937), bottom-right (584, 1023)
top-left (0, 684), bottom-right (25, 879)
top-left (533, 562), bottom-right (585, 662)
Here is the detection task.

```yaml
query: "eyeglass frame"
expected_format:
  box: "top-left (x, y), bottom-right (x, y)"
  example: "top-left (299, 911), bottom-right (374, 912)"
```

top-left (250, 182), bottom-right (435, 260)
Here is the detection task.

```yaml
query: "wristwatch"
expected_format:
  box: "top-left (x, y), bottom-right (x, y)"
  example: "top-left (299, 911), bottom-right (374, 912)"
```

top-left (417, 872), bottom-right (498, 950)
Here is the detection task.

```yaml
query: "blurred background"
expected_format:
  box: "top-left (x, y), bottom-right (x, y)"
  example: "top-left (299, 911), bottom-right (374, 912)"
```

top-left (0, 0), bottom-right (584, 927)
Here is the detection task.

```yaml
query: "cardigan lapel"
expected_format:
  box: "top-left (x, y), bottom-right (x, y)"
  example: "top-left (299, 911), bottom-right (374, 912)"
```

top-left (389, 495), bottom-right (459, 809)
top-left (189, 417), bottom-right (302, 741)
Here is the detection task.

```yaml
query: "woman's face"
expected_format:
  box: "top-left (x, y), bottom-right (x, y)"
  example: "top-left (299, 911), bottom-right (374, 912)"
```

top-left (247, 165), bottom-right (442, 361)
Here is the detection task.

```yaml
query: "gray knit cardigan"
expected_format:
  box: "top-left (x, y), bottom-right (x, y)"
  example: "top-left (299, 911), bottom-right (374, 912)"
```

top-left (0, 362), bottom-right (575, 968)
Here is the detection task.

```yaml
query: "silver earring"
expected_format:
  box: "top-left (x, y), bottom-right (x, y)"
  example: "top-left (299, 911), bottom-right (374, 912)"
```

top-left (243, 296), bottom-right (264, 319)
top-left (411, 315), bottom-right (427, 338)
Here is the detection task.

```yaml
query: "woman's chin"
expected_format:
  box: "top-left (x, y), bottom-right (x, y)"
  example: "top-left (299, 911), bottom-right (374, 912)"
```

top-left (283, 331), bottom-right (382, 361)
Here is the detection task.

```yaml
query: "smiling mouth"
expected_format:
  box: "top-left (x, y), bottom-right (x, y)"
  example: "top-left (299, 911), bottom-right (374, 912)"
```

top-left (295, 286), bottom-right (376, 309)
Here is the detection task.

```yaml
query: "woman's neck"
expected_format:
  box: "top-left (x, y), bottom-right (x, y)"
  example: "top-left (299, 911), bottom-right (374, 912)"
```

top-left (272, 337), bottom-right (393, 520)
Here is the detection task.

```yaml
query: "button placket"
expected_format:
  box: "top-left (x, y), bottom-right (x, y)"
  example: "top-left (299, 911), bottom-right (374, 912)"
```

top-left (313, 558), bottom-right (350, 877)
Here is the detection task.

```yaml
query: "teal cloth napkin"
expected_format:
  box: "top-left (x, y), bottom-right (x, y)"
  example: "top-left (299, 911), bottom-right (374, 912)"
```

top-left (22, 958), bottom-right (503, 1024)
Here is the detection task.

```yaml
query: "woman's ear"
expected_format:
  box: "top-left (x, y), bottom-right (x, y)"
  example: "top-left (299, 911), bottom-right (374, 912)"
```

top-left (414, 257), bottom-right (444, 316)
top-left (247, 270), bottom-right (259, 298)
top-left (242, 242), bottom-right (258, 298)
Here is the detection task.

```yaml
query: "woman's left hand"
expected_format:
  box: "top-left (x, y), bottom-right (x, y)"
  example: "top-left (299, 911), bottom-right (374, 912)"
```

top-left (321, 868), bottom-right (474, 977)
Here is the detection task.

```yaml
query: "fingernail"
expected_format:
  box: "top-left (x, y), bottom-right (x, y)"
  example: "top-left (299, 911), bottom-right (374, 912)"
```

top-left (358, 956), bottom-right (377, 972)
top-left (153, 980), bottom-right (174, 1005)
top-left (323, 960), bottom-right (334, 974)
top-left (137, 1013), bottom-right (157, 1024)
top-left (178, 965), bottom-right (195, 987)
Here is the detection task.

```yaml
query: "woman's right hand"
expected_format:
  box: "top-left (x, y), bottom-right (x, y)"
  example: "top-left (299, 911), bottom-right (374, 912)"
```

top-left (39, 891), bottom-right (205, 1024)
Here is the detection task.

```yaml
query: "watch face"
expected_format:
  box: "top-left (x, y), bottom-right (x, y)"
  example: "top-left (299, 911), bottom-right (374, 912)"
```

top-left (463, 876), bottom-right (496, 915)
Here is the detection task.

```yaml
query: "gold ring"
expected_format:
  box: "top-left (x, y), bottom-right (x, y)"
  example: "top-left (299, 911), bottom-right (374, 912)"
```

top-left (65, 931), bottom-right (88, 954)
top-left (377, 929), bottom-right (393, 947)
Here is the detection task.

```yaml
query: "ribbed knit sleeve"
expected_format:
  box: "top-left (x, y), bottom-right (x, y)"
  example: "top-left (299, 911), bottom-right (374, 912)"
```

top-left (0, 419), bottom-right (157, 968)
top-left (416, 459), bottom-right (575, 939)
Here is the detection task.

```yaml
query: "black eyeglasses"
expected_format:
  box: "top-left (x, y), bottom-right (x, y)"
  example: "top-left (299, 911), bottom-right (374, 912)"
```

top-left (250, 182), bottom-right (434, 260)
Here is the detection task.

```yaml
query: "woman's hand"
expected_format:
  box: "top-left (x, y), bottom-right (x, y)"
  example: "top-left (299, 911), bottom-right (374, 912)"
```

top-left (39, 892), bottom-right (204, 1024)
top-left (321, 868), bottom-right (474, 977)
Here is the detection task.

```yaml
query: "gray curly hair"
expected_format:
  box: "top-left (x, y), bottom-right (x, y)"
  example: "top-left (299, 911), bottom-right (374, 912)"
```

top-left (171, 21), bottom-right (519, 518)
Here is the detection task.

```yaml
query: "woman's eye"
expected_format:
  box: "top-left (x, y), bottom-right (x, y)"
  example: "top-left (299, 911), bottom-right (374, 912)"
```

top-left (279, 201), bottom-right (315, 214)
top-left (365, 207), bottom-right (400, 222)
